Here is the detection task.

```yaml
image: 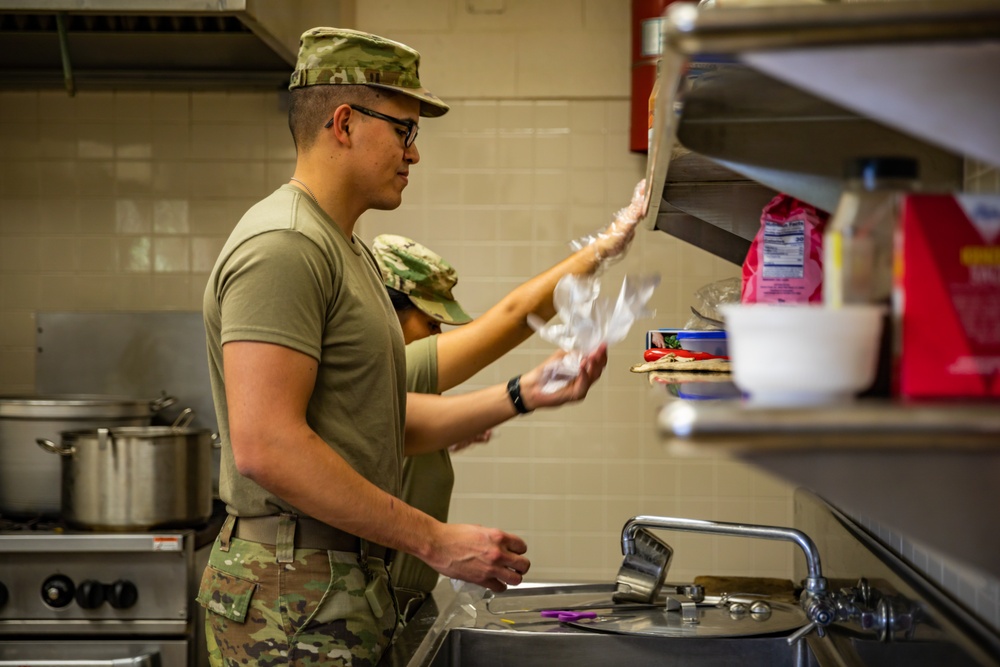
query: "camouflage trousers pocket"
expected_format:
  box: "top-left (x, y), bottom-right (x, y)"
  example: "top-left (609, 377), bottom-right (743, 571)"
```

top-left (197, 565), bottom-right (257, 623)
top-left (363, 564), bottom-right (395, 620)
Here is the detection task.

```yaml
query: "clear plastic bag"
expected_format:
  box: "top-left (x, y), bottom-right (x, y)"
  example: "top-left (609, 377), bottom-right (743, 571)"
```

top-left (529, 272), bottom-right (661, 392)
top-left (683, 277), bottom-right (740, 330)
top-left (403, 580), bottom-right (486, 664)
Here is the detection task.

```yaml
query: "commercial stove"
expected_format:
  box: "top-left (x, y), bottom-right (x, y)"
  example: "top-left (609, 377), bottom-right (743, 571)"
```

top-left (0, 310), bottom-right (224, 665)
top-left (0, 507), bottom-right (224, 667)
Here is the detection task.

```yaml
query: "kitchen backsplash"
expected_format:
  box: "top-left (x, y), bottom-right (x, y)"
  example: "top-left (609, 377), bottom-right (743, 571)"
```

top-left (854, 511), bottom-right (1000, 634)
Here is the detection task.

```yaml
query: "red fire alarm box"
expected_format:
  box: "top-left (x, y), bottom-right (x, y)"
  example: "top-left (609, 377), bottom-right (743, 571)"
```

top-left (630, 0), bottom-right (673, 153)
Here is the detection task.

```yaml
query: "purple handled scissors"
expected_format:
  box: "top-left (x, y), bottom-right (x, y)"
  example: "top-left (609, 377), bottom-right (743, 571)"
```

top-left (540, 609), bottom-right (598, 622)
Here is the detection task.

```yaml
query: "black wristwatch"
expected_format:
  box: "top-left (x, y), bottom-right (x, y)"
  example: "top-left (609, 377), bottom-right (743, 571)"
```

top-left (506, 375), bottom-right (532, 414)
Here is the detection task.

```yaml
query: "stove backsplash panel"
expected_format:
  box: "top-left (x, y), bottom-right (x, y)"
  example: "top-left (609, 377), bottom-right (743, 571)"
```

top-left (35, 311), bottom-right (216, 433)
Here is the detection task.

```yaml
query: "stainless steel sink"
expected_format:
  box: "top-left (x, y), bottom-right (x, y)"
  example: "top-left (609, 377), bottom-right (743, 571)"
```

top-left (414, 583), bottom-right (818, 667)
top-left (382, 495), bottom-right (1000, 667)
top-left (386, 580), bottom-right (994, 667)
top-left (429, 629), bottom-right (818, 667)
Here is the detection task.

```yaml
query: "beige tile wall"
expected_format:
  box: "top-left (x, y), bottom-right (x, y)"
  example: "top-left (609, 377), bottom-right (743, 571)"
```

top-left (0, 0), bottom-right (799, 583)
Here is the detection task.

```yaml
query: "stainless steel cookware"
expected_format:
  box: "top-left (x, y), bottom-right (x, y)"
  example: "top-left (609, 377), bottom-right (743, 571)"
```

top-left (613, 528), bottom-right (674, 604)
top-left (0, 394), bottom-right (174, 515)
top-left (36, 416), bottom-right (212, 531)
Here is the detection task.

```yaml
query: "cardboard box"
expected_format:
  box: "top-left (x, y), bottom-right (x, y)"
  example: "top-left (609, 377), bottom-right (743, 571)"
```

top-left (895, 194), bottom-right (1000, 398)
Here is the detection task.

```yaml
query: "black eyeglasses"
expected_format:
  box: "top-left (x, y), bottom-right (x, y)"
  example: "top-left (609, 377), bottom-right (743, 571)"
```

top-left (324, 105), bottom-right (419, 148)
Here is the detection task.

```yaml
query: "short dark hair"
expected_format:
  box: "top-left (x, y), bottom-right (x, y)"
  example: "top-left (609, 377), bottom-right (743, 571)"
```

top-left (386, 286), bottom-right (415, 313)
top-left (288, 84), bottom-right (394, 151)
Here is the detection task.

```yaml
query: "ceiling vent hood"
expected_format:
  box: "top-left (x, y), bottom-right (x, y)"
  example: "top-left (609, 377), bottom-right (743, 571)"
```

top-left (0, 0), bottom-right (320, 92)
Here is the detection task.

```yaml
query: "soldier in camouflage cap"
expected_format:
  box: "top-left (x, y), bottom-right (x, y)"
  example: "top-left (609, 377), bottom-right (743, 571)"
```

top-left (199, 20), bottom-right (611, 667)
top-left (373, 234), bottom-right (472, 327)
top-left (290, 27), bottom-right (449, 118)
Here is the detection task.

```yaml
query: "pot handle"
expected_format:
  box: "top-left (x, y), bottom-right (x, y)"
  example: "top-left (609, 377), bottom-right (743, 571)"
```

top-left (36, 438), bottom-right (75, 456)
top-left (171, 407), bottom-right (195, 429)
top-left (97, 427), bottom-right (113, 451)
top-left (150, 392), bottom-right (178, 412)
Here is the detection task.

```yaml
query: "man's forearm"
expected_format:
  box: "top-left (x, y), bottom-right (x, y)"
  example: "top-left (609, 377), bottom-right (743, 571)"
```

top-left (235, 423), bottom-right (441, 559)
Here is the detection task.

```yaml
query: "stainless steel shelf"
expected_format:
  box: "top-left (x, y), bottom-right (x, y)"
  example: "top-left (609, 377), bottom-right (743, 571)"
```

top-left (659, 399), bottom-right (1000, 580)
top-left (675, 64), bottom-right (964, 214)
top-left (667, 0), bottom-right (1000, 169)
top-left (660, 400), bottom-right (1000, 449)
top-left (642, 0), bottom-right (999, 262)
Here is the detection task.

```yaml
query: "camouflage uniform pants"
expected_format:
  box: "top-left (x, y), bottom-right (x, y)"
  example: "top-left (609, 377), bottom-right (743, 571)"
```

top-left (197, 536), bottom-right (399, 666)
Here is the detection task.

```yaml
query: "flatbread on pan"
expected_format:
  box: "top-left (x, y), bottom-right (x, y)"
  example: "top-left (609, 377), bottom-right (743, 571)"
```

top-left (630, 353), bottom-right (731, 374)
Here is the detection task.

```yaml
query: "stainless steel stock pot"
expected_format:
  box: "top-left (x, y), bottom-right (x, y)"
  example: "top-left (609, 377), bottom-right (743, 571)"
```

top-left (0, 394), bottom-right (173, 515)
top-left (36, 415), bottom-right (212, 531)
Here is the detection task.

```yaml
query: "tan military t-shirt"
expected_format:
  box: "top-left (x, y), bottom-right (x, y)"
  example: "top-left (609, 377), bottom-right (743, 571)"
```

top-left (390, 335), bottom-right (454, 593)
top-left (204, 185), bottom-right (407, 517)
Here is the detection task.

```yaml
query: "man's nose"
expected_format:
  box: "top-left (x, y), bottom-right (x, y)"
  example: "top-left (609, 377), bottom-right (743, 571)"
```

top-left (405, 141), bottom-right (420, 164)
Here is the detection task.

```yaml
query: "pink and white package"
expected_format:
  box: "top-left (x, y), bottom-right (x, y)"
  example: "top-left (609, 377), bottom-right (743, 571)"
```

top-left (741, 194), bottom-right (829, 304)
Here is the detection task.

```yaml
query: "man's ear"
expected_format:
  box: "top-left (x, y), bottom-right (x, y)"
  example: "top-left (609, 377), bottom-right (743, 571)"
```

top-left (328, 104), bottom-right (353, 144)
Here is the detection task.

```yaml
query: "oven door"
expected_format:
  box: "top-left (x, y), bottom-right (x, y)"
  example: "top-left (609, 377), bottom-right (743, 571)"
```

top-left (0, 640), bottom-right (189, 667)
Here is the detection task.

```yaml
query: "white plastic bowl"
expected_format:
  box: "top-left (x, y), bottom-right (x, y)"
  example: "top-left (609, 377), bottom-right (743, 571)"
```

top-left (719, 304), bottom-right (885, 406)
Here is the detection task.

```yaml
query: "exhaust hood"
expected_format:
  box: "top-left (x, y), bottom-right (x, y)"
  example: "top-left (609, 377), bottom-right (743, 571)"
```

top-left (0, 0), bottom-right (327, 91)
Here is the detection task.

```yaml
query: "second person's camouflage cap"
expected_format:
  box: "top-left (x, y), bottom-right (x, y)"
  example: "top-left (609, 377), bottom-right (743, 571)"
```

top-left (289, 27), bottom-right (449, 118)
top-left (373, 234), bottom-right (472, 326)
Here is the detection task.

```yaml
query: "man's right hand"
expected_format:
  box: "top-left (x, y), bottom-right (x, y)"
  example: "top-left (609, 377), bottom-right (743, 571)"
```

top-left (424, 523), bottom-right (530, 593)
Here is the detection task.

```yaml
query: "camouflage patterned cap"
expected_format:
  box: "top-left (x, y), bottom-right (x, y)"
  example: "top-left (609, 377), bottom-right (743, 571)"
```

top-left (373, 234), bottom-right (472, 326)
top-left (289, 27), bottom-right (449, 118)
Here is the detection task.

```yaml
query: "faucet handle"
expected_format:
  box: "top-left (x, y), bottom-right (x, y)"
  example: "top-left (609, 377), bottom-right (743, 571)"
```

top-left (786, 620), bottom-right (824, 645)
top-left (805, 596), bottom-right (837, 626)
top-left (786, 591), bottom-right (837, 645)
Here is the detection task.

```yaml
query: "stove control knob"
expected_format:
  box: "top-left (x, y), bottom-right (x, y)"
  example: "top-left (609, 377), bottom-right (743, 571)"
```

top-left (108, 580), bottom-right (139, 610)
top-left (41, 575), bottom-right (75, 608)
top-left (75, 580), bottom-right (106, 609)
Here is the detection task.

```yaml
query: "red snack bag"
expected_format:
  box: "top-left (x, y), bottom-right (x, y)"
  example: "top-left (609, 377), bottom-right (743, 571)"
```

top-left (742, 194), bottom-right (830, 304)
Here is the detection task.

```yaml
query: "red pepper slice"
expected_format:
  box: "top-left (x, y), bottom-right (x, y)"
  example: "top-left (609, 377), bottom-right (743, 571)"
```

top-left (644, 348), bottom-right (728, 362)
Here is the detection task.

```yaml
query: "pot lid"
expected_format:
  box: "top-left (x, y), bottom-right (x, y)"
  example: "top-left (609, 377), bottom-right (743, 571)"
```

top-left (566, 597), bottom-right (806, 638)
top-left (0, 394), bottom-right (166, 418)
top-left (61, 425), bottom-right (211, 439)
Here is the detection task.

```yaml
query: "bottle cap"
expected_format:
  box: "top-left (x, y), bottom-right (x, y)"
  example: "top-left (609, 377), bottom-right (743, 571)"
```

top-left (844, 157), bottom-right (919, 182)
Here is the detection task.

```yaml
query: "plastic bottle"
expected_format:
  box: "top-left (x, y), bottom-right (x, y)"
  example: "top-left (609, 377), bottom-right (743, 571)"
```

top-left (824, 157), bottom-right (920, 307)
top-left (823, 156), bottom-right (920, 396)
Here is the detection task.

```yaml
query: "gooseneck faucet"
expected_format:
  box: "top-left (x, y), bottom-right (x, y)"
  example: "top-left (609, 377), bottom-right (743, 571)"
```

top-left (621, 515), bottom-right (836, 641)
